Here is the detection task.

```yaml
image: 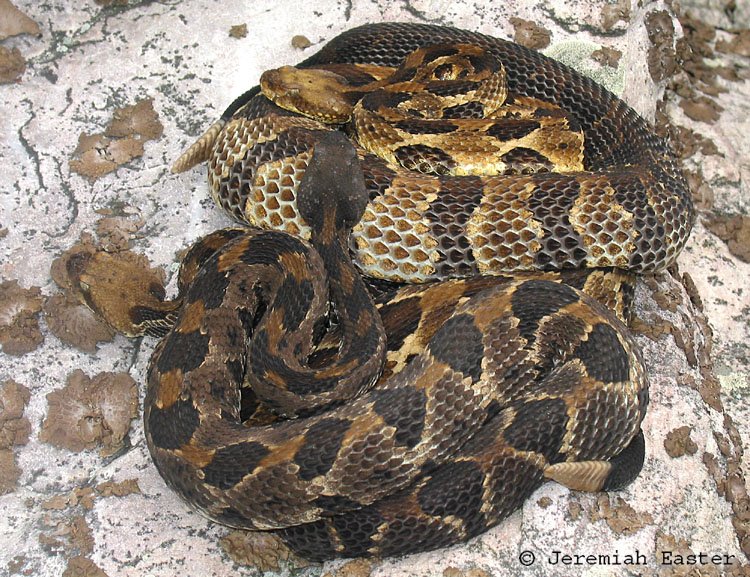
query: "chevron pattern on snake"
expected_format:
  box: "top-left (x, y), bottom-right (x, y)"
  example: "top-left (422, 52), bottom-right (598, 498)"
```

top-left (66, 22), bottom-right (697, 562)
top-left (174, 23), bottom-right (694, 284)
top-left (70, 134), bottom-right (652, 560)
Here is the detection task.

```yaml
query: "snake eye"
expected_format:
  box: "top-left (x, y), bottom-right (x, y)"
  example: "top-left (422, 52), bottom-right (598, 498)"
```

top-left (149, 282), bottom-right (166, 300)
top-left (433, 63), bottom-right (454, 80)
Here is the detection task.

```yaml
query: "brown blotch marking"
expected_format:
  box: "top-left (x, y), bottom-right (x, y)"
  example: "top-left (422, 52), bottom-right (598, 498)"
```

top-left (314, 357), bottom-right (361, 380)
top-left (371, 386), bottom-right (426, 448)
top-left (257, 433), bottom-right (307, 470)
top-left (217, 236), bottom-right (253, 273)
top-left (337, 263), bottom-right (357, 295)
top-left (394, 144), bottom-right (456, 175)
top-left (328, 504), bottom-right (388, 558)
top-left (426, 175), bottom-right (483, 275)
top-left (379, 295), bottom-right (422, 351)
top-left (202, 441), bottom-right (271, 490)
top-left (561, 297), bottom-right (618, 329)
top-left (423, 79), bottom-right (483, 98)
top-left (413, 44), bottom-right (461, 62)
top-left (176, 442), bottom-right (216, 469)
top-left (340, 409), bottom-right (388, 448)
top-left (353, 306), bottom-right (377, 338)
top-left (532, 313), bottom-right (589, 377)
top-left (262, 369), bottom-right (287, 389)
top-left (562, 367), bottom-right (612, 409)
top-left (277, 250), bottom-right (311, 283)
top-left (393, 119), bottom-right (460, 135)
top-left (146, 398), bottom-right (199, 450)
top-left (263, 309), bottom-right (286, 350)
top-left (360, 86), bottom-right (414, 111)
top-left (156, 369), bottom-right (183, 409)
top-left (177, 229), bottom-right (244, 287)
top-left (486, 119), bottom-right (541, 141)
top-left (416, 279), bottom-right (494, 343)
top-left (416, 459), bottom-right (486, 528)
top-left (509, 280), bottom-right (580, 343)
top-left (176, 299), bottom-right (206, 334)
top-left (441, 100), bottom-right (486, 119)
top-left (412, 357), bottom-right (452, 391)
top-left (500, 147), bottom-right (554, 173)
top-left (465, 285), bottom-right (516, 332)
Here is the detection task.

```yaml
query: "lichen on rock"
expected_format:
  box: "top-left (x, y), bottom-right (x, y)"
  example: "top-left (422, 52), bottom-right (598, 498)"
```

top-left (39, 370), bottom-right (138, 456)
top-left (0, 280), bottom-right (44, 355)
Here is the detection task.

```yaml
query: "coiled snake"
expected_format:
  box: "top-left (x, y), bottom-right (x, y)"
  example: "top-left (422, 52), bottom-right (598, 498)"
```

top-left (69, 23), bottom-right (693, 561)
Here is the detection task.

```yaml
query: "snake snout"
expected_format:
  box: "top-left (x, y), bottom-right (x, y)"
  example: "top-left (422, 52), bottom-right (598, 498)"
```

top-left (298, 131), bottom-right (368, 232)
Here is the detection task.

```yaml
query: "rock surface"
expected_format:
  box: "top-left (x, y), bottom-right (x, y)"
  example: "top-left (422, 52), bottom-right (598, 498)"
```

top-left (0, 1), bottom-right (748, 576)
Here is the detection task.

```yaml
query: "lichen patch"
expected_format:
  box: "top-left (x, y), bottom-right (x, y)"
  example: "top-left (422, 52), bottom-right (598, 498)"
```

top-left (70, 99), bottom-right (163, 180)
top-left (62, 556), bottom-right (110, 577)
top-left (39, 370), bottom-right (138, 456)
top-left (322, 559), bottom-right (374, 577)
top-left (589, 495), bottom-right (654, 535)
top-left (509, 18), bottom-right (551, 50)
top-left (220, 530), bottom-right (311, 572)
top-left (0, 380), bottom-right (30, 494)
top-left (0, 0), bottom-right (41, 40)
top-left (703, 214), bottom-right (750, 263)
top-left (664, 425), bottom-right (699, 458)
top-left (0, 279), bottom-right (44, 355)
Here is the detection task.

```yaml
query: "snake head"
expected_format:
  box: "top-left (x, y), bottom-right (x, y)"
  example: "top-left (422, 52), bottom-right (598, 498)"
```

top-left (64, 248), bottom-right (175, 337)
top-left (297, 131), bottom-right (368, 235)
top-left (260, 66), bottom-right (355, 123)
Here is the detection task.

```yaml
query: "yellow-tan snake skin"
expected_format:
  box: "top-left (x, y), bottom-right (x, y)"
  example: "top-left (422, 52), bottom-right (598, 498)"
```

top-left (68, 23), bottom-right (694, 561)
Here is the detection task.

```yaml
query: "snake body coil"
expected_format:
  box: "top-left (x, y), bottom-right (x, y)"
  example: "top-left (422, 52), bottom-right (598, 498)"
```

top-left (180, 22), bottom-right (693, 283)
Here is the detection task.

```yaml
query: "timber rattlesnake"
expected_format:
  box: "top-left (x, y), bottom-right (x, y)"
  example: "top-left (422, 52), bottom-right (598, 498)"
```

top-left (68, 23), bottom-right (693, 561)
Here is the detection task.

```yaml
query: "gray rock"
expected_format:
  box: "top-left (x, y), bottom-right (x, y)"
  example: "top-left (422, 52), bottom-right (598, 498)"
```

top-left (0, 1), bottom-right (746, 576)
